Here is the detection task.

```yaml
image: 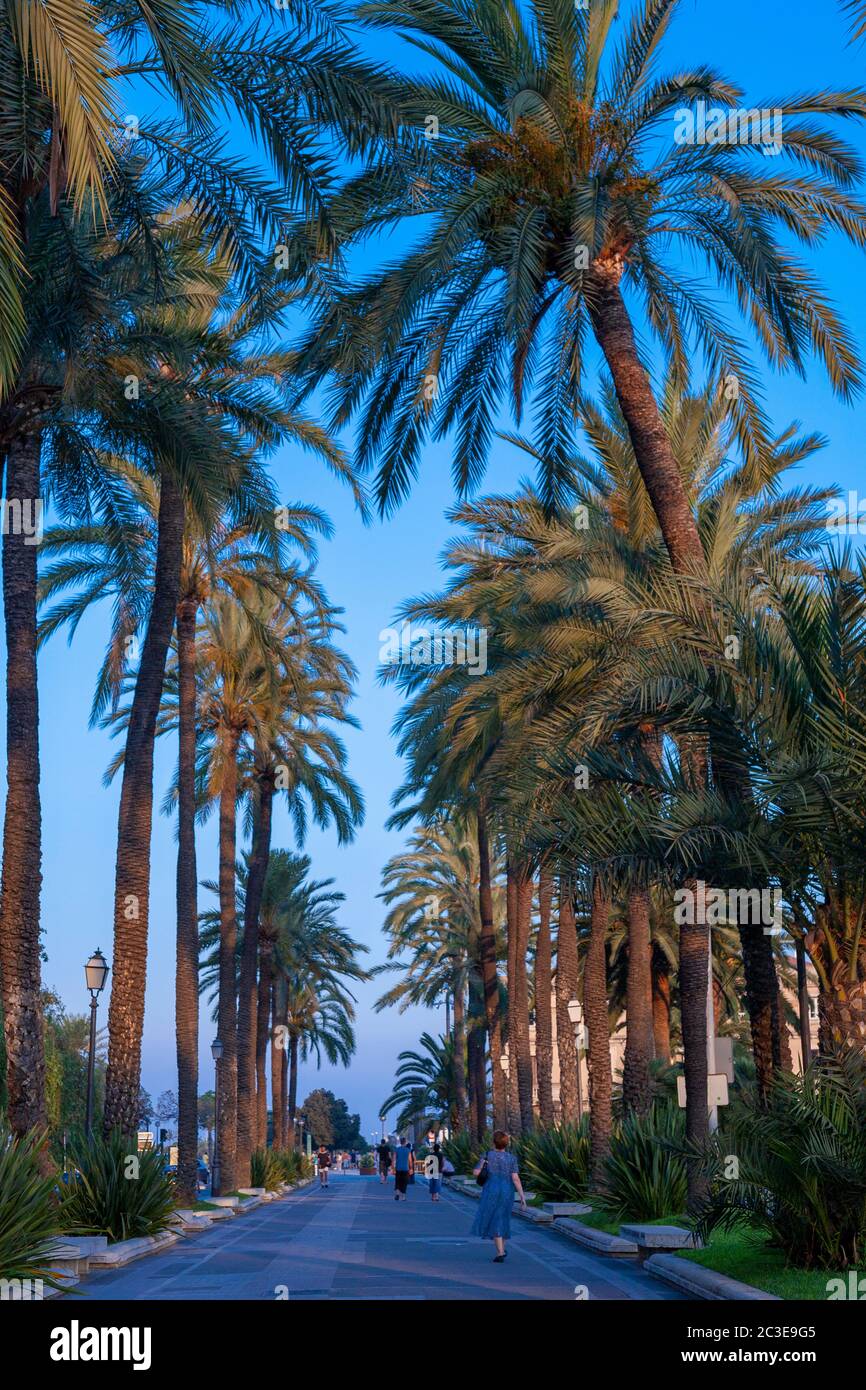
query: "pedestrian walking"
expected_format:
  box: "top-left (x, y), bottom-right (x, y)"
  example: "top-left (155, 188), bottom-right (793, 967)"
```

top-left (377, 1138), bottom-right (392, 1183)
top-left (393, 1136), bottom-right (413, 1200)
top-left (408, 1140), bottom-right (416, 1184)
top-left (471, 1130), bottom-right (526, 1261)
top-left (424, 1144), bottom-right (442, 1202)
top-left (317, 1145), bottom-right (332, 1188)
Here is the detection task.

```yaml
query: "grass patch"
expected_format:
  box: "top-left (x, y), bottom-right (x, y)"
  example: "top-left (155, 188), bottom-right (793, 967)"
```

top-left (192, 1200), bottom-right (220, 1212)
top-left (679, 1225), bottom-right (833, 1300)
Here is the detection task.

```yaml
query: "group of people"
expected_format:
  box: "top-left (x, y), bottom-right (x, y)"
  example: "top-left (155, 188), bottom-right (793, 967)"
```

top-left (375, 1137), bottom-right (454, 1201)
top-left (378, 1130), bottom-right (526, 1261)
top-left (319, 1127), bottom-right (527, 1263)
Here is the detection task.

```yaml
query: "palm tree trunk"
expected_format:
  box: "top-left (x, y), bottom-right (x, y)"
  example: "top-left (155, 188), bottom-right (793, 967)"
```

top-left (652, 949), bottom-right (672, 1062)
top-left (174, 595), bottom-right (199, 1206)
top-left (505, 857), bottom-right (521, 1130)
top-left (534, 867), bottom-right (555, 1128)
top-left (236, 775), bottom-right (274, 1181)
top-left (680, 880), bottom-right (710, 1207)
top-left (255, 947), bottom-right (272, 1147)
top-left (104, 467), bottom-right (184, 1135)
top-left (514, 866), bottom-right (535, 1132)
top-left (587, 264), bottom-right (706, 575)
top-left (287, 1033), bottom-right (299, 1146)
top-left (554, 879), bottom-right (580, 1123)
top-left (452, 980), bottom-right (468, 1131)
top-left (476, 802), bottom-right (506, 1129)
top-left (0, 430), bottom-right (46, 1136)
top-left (215, 726), bottom-right (240, 1192)
top-left (588, 269), bottom-right (713, 1171)
top-left (271, 981), bottom-right (285, 1150)
top-left (622, 886), bottom-right (654, 1117)
top-left (467, 977), bottom-right (486, 1139)
top-left (585, 879), bottom-right (613, 1186)
top-left (277, 994), bottom-right (289, 1147)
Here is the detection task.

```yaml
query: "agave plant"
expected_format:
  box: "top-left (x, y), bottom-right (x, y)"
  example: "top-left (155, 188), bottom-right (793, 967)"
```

top-left (690, 1057), bottom-right (866, 1269)
top-left (59, 1131), bottom-right (176, 1244)
top-left (0, 1126), bottom-right (65, 1291)
top-left (601, 1105), bottom-right (688, 1220)
top-left (442, 1129), bottom-right (492, 1176)
top-left (519, 1122), bottom-right (591, 1203)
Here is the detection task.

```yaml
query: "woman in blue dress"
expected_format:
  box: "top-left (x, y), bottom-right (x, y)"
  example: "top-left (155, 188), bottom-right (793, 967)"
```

top-left (471, 1130), bottom-right (527, 1261)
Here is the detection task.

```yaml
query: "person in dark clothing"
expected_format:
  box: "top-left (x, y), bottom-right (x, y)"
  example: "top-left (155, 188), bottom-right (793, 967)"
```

top-left (317, 1145), bottom-right (332, 1188)
top-left (393, 1137), bottom-right (414, 1200)
top-left (377, 1140), bottom-right (392, 1183)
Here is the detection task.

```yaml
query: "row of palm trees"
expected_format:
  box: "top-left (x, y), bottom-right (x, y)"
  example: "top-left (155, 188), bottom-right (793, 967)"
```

top-left (376, 377), bottom-right (864, 1194)
top-left (0, 0), bottom-right (395, 1197)
top-left (3, 0), bottom-right (866, 1209)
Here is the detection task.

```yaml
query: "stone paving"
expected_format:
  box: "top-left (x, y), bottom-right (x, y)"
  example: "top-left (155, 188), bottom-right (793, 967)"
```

top-left (73, 1173), bottom-right (686, 1301)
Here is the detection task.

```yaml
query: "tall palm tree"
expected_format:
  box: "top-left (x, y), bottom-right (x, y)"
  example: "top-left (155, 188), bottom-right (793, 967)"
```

top-left (377, 820), bottom-right (504, 1132)
top-left (0, 0), bottom-right (395, 1142)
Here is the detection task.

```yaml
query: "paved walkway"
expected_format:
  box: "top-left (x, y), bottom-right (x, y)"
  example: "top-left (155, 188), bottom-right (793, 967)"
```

top-left (76, 1173), bottom-right (685, 1301)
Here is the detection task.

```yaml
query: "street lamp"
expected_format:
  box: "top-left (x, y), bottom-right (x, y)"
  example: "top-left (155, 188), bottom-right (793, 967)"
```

top-left (84, 949), bottom-right (109, 1137)
top-left (379, 1114), bottom-right (386, 1141)
top-left (567, 998), bottom-right (585, 1122)
top-left (211, 1037), bottom-right (223, 1196)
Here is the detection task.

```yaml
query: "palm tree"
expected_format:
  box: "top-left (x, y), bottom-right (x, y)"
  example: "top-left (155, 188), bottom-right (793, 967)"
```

top-left (377, 821), bottom-right (503, 1132)
top-left (381, 1033), bottom-right (457, 1132)
top-left (298, 0), bottom-right (864, 527)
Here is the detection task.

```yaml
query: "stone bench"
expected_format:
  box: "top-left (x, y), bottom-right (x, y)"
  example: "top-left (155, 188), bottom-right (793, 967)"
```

top-left (620, 1224), bottom-right (701, 1263)
top-left (515, 1205), bottom-right (553, 1225)
top-left (542, 1202), bottom-right (593, 1219)
top-left (208, 1195), bottom-right (240, 1208)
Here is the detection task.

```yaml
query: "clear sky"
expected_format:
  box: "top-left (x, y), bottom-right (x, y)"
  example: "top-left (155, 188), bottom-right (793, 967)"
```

top-left (8, 1), bottom-right (866, 1140)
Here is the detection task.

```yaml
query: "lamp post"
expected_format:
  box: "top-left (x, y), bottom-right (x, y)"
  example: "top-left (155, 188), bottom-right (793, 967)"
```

top-left (379, 1114), bottom-right (386, 1141)
top-left (211, 1037), bottom-right (223, 1196)
top-left (84, 949), bottom-right (109, 1138)
top-left (567, 998), bottom-right (584, 1122)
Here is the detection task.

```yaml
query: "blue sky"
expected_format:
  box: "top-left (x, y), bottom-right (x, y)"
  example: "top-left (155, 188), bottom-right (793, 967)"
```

top-left (10, 1), bottom-right (866, 1139)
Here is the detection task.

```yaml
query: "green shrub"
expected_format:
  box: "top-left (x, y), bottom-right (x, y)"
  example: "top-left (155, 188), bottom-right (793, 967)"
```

top-left (359, 1154), bottom-right (375, 1174)
top-left (272, 1148), bottom-right (314, 1183)
top-left (520, 1122), bottom-right (590, 1202)
top-left (0, 1125), bottom-right (67, 1291)
top-left (601, 1104), bottom-right (688, 1220)
top-left (689, 1056), bottom-right (866, 1269)
top-left (442, 1130), bottom-right (492, 1175)
top-left (59, 1131), bottom-right (176, 1243)
top-left (250, 1147), bottom-right (283, 1191)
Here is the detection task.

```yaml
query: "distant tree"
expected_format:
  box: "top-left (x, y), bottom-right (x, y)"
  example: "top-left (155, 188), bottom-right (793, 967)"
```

top-left (301, 1089), bottom-right (335, 1147)
top-left (331, 1097), bottom-right (362, 1149)
top-left (198, 1092), bottom-right (216, 1165)
top-left (300, 1088), bottom-right (362, 1148)
top-left (138, 1087), bottom-right (154, 1129)
top-left (42, 990), bottom-right (105, 1142)
top-left (154, 1089), bottom-right (178, 1142)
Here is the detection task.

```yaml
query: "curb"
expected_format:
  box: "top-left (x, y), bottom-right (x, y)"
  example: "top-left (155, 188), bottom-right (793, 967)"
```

top-left (645, 1253), bottom-right (781, 1301)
